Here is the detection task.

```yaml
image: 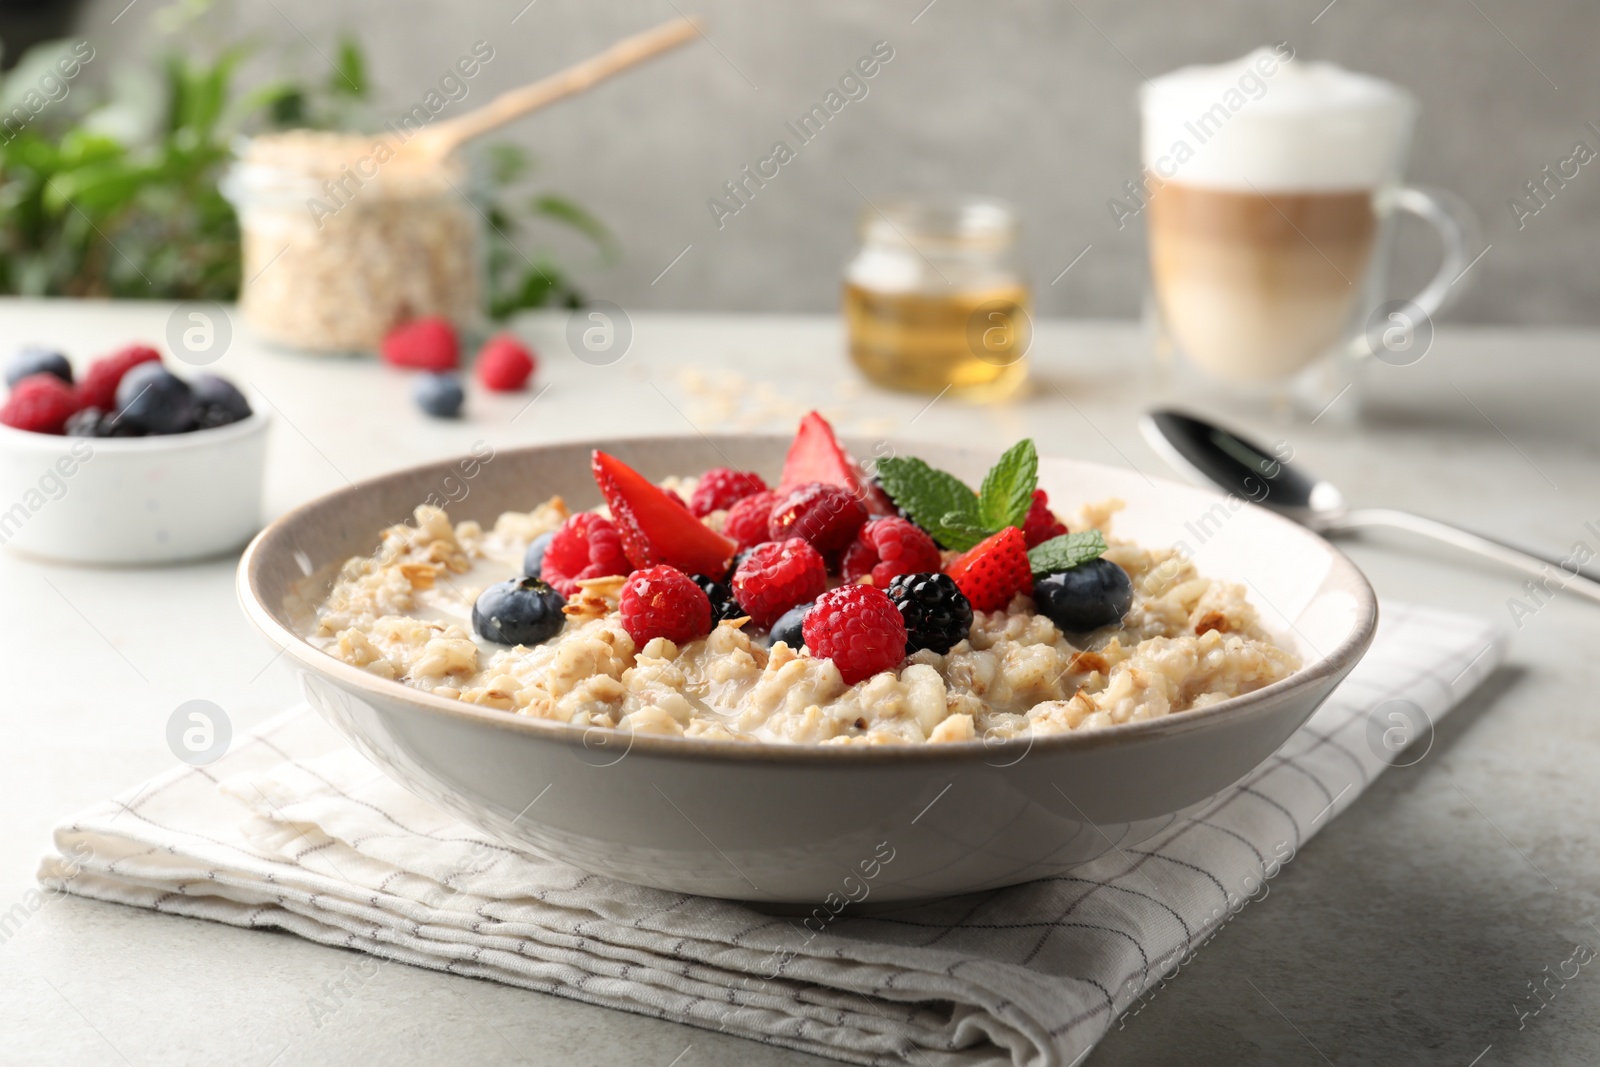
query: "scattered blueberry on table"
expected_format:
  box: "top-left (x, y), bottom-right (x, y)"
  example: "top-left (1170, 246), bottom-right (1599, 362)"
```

top-left (414, 372), bottom-right (464, 419)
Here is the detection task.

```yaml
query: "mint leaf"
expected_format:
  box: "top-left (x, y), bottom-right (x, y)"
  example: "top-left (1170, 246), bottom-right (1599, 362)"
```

top-left (977, 438), bottom-right (1037, 532)
top-left (875, 457), bottom-right (980, 549)
top-left (1028, 530), bottom-right (1108, 575)
top-left (937, 513), bottom-right (991, 552)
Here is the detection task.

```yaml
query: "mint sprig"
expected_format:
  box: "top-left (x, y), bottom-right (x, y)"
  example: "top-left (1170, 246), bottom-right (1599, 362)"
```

top-left (1027, 530), bottom-right (1108, 575)
top-left (876, 439), bottom-right (1041, 551)
top-left (977, 439), bottom-right (1038, 532)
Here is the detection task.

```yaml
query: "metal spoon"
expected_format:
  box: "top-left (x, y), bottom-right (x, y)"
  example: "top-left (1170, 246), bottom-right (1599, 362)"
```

top-left (1139, 408), bottom-right (1600, 605)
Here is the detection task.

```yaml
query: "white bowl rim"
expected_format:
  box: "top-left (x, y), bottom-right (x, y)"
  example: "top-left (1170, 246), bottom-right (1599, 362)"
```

top-left (237, 433), bottom-right (1379, 766)
top-left (0, 408), bottom-right (269, 451)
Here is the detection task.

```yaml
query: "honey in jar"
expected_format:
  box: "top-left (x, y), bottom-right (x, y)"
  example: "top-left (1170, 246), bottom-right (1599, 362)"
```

top-left (844, 198), bottom-right (1029, 400)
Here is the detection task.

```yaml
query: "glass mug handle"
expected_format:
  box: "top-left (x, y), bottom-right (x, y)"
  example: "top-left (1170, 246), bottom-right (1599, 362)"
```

top-left (1373, 186), bottom-right (1476, 343)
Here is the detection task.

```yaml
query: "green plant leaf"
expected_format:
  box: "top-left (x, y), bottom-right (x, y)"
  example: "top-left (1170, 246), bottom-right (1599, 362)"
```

top-left (531, 193), bottom-right (614, 255)
top-left (329, 37), bottom-right (367, 98)
top-left (977, 438), bottom-right (1037, 531)
top-left (1027, 530), bottom-right (1109, 576)
top-left (875, 456), bottom-right (982, 550)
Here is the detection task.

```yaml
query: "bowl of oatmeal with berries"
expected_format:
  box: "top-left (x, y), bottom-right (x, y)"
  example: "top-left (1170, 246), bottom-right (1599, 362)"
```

top-left (240, 414), bottom-right (1375, 901)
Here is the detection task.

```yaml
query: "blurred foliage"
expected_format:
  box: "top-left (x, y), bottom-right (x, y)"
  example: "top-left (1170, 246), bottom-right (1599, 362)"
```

top-left (0, 14), bottom-right (609, 314)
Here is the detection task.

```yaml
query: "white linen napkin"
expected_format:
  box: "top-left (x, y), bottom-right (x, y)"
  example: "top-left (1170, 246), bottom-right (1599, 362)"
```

top-left (39, 602), bottom-right (1505, 1067)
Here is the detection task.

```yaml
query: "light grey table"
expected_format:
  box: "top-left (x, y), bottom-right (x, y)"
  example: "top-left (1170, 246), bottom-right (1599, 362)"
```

top-left (2, 299), bottom-right (1596, 1066)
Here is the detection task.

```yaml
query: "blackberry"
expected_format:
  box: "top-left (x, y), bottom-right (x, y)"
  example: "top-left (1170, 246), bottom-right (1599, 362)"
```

top-left (886, 572), bottom-right (972, 655)
top-left (64, 407), bottom-right (144, 438)
top-left (690, 573), bottom-right (746, 623)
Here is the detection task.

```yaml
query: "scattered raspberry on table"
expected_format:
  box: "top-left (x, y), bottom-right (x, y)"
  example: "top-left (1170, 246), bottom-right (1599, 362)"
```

top-left (381, 317), bottom-right (459, 371)
top-left (475, 333), bottom-right (536, 392)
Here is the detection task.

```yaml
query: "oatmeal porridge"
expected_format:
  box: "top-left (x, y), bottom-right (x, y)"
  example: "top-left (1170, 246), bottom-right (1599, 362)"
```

top-left (304, 414), bottom-right (1300, 745)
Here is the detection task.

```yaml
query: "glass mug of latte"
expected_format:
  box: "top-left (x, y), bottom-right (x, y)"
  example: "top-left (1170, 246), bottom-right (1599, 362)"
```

top-left (1139, 48), bottom-right (1473, 407)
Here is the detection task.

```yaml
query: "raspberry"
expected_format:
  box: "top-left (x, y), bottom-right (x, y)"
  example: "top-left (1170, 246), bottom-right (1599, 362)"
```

top-left (689, 467), bottom-right (767, 518)
top-left (802, 584), bottom-right (907, 685)
top-left (475, 333), bottom-right (536, 392)
top-left (945, 526), bottom-right (1033, 613)
top-left (76, 344), bottom-right (160, 412)
top-left (723, 490), bottom-right (781, 550)
top-left (841, 517), bottom-right (943, 587)
top-left (887, 572), bottom-right (973, 655)
top-left (767, 481), bottom-right (868, 559)
top-left (731, 538), bottom-right (828, 628)
top-left (1, 373), bottom-right (81, 434)
top-left (381, 317), bottom-right (459, 371)
top-left (539, 512), bottom-right (630, 595)
top-left (1023, 489), bottom-right (1069, 548)
top-left (620, 565), bottom-right (713, 646)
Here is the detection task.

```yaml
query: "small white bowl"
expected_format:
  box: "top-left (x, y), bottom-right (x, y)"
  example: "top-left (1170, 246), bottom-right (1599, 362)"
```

top-left (0, 411), bottom-right (270, 564)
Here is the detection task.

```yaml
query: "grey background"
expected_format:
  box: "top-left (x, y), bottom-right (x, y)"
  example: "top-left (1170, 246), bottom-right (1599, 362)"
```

top-left (79, 0), bottom-right (1600, 324)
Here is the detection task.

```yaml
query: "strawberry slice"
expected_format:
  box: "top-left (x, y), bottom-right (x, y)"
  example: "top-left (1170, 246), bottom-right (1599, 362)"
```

top-left (592, 451), bottom-right (736, 576)
top-left (780, 410), bottom-right (895, 515)
top-left (945, 527), bottom-right (1033, 613)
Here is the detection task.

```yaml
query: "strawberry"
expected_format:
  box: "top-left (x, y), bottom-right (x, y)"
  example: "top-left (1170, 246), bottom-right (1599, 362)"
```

top-left (779, 410), bottom-right (895, 515)
top-left (945, 526), bottom-right (1032, 613)
top-left (591, 450), bottom-right (736, 576)
top-left (381, 317), bottom-right (459, 371)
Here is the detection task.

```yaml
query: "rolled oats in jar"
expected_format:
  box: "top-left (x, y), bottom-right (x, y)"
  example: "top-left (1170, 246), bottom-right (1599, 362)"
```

top-left (222, 131), bottom-right (482, 354)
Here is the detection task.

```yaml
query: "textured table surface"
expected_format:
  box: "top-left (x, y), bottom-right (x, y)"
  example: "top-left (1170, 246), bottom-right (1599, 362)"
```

top-left (1, 298), bottom-right (1596, 1066)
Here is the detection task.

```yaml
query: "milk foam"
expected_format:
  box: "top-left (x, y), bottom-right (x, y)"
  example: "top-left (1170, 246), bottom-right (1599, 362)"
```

top-left (1141, 48), bottom-right (1414, 191)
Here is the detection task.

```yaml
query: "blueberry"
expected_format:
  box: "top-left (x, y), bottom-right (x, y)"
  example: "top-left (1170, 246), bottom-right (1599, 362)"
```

top-left (415, 372), bottom-right (464, 418)
top-left (886, 572), bottom-right (972, 654)
top-left (523, 531), bottom-right (555, 577)
top-left (190, 374), bottom-right (251, 423)
top-left (1032, 558), bottom-right (1134, 632)
top-left (769, 602), bottom-right (813, 649)
top-left (5, 347), bottom-right (72, 388)
top-left (689, 574), bottom-right (745, 623)
top-left (115, 363), bottom-right (194, 434)
top-left (472, 576), bottom-right (567, 646)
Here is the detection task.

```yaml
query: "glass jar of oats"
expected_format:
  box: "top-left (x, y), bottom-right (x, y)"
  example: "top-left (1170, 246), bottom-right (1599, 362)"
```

top-left (222, 131), bottom-right (483, 354)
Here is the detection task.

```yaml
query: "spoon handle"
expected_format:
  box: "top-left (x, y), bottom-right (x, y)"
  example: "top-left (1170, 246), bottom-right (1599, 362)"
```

top-left (1323, 507), bottom-right (1600, 606)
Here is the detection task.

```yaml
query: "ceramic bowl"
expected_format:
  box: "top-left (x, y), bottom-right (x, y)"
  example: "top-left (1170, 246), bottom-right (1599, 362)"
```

top-left (0, 411), bottom-right (270, 565)
top-left (238, 435), bottom-right (1376, 903)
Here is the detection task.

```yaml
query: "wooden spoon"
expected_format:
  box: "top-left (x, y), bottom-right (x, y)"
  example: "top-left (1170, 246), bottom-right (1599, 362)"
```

top-left (397, 16), bottom-right (701, 164)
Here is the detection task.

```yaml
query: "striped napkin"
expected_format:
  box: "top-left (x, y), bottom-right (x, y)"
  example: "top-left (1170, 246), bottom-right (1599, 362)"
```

top-left (39, 602), bottom-right (1504, 1067)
